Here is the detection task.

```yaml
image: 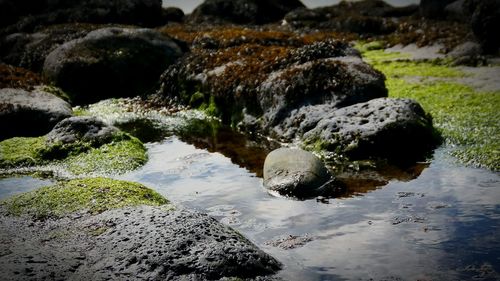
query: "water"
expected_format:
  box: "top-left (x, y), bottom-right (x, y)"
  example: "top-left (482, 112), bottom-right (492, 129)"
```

top-left (115, 137), bottom-right (500, 280)
top-left (1, 134), bottom-right (499, 280)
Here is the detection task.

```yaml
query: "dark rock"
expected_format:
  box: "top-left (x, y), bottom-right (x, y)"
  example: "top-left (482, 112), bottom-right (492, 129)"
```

top-left (162, 7), bottom-right (185, 23)
top-left (0, 24), bottom-right (101, 72)
top-left (284, 0), bottom-right (417, 32)
top-left (189, 0), bottom-right (305, 25)
top-left (0, 205), bottom-right (281, 280)
top-left (43, 27), bottom-right (184, 104)
top-left (257, 56), bottom-right (387, 138)
top-left (302, 98), bottom-right (439, 164)
top-left (445, 0), bottom-right (469, 21)
top-left (448, 41), bottom-right (485, 66)
top-left (468, 0), bottom-right (500, 54)
top-left (0, 0), bottom-right (164, 34)
top-left (46, 116), bottom-right (118, 146)
top-left (420, 0), bottom-right (456, 19)
top-left (0, 87), bottom-right (72, 140)
top-left (263, 148), bottom-right (332, 198)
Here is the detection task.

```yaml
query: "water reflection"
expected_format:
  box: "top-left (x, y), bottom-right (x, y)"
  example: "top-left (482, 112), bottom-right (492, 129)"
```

top-left (117, 139), bottom-right (500, 280)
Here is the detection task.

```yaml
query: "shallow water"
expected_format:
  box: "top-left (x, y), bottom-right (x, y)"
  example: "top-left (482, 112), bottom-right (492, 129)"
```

top-left (1, 135), bottom-right (499, 280)
top-left (115, 137), bottom-right (500, 281)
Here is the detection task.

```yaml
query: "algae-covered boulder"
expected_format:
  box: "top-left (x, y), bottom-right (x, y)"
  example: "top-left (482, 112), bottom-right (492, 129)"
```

top-left (189, 0), bottom-right (305, 24)
top-left (263, 148), bottom-right (333, 198)
top-left (43, 27), bottom-right (184, 104)
top-left (0, 116), bottom-right (147, 174)
top-left (0, 87), bottom-right (72, 140)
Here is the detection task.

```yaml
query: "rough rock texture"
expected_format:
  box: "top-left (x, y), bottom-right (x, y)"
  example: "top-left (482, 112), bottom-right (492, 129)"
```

top-left (468, 0), bottom-right (500, 53)
top-left (0, 206), bottom-right (281, 280)
top-left (302, 98), bottom-right (439, 163)
top-left (0, 88), bottom-right (72, 140)
top-left (189, 0), bottom-right (305, 25)
top-left (263, 148), bottom-right (332, 198)
top-left (43, 27), bottom-right (184, 104)
top-left (46, 116), bottom-right (118, 145)
top-left (0, 0), bottom-right (164, 34)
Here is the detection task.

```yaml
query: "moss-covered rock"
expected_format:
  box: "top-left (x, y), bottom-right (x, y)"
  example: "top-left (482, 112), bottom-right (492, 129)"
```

top-left (0, 116), bottom-right (147, 175)
top-left (1, 177), bottom-right (168, 219)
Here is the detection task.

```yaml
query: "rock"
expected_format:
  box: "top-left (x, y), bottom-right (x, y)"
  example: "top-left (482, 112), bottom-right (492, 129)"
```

top-left (162, 7), bottom-right (185, 23)
top-left (448, 41), bottom-right (485, 66)
top-left (303, 98), bottom-right (439, 164)
top-left (420, 0), bottom-right (456, 19)
top-left (0, 0), bottom-right (164, 33)
top-left (468, 0), bottom-right (500, 54)
top-left (445, 0), bottom-right (469, 21)
top-left (258, 56), bottom-right (387, 138)
top-left (46, 116), bottom-right (118, 146)
top-left (0, 24), bottom-right (100, 72)
top-left (189, 0), bottom-right (305, 25)
top-left (263, 148), bottom-right (332, 198)
top-left (0, 205), bottom-right (282, 280)
top-left (43, 27), bottom-right (184, 104)
top-left (0, 87), bottom-right (72, 140)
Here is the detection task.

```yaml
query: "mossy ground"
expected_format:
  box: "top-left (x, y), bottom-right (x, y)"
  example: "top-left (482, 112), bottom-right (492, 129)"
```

top-left (359, 45), bottom-right (500, 171)
top-left (0, 134), bottom-right (147, 176)
top-left (1, 177), bottom-right (168, 219)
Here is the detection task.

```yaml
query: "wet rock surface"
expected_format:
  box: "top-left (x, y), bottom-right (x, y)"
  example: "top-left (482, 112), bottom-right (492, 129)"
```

top-left (189, 0), bottom-right (305, 25)
top-left (263, 148), bottom-right (333, 198)
top-left (0, 205), bottom-right (281, 280)
top-left (303, 98), bottom-right (439, 164)
top-left (0, 87), bottom-right (72, 140)
top-left (43, 27), bottom-right (184, 104)
top-left (46, 116), bottom-right (118, 145)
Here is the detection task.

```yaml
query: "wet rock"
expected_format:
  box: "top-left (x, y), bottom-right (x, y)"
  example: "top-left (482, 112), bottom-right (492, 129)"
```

top-left (303, 98), bottom-right (439, 164)
top-left (46, 116), bottom-right (118, 146)
top-left (263, 148), bottom-right (332, 198)
top-left (43, 27), bottom-right (184, 104)
top-left (189, 0), bottom-right (305, 25)
top-left (448, 41), bottom-right (485, 66)
top-left (0, 88), bottom-right (72, 140)
top-left (468, 0), bottom-right (500, 54)
top-left (0, 0), bottom-right (164, 34)
top-left (265, 234), bottom-right (313, 250)
top-left (0, 205), bottom-right (281, 280)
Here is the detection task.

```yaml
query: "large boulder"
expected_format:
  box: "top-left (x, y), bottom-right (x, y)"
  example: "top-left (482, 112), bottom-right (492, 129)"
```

top-left (189, 0), bottom-right (305, 24)
top-left (0, 0), bottom-right (164, 33)
top-left (0, 205), bottom-right (282, 280)
top-left (0, 88), bottom-right (72, 140)
top-left (420, 0), bottom-right (456, 18)
top-left (263, 148), bottom-right (333, 198)
top-left (43, 27), bottom-right (184, 104)
top-left (302, 98), bottom-right (439, 164)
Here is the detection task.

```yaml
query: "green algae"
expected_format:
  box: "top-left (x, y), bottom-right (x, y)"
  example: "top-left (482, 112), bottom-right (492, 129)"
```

top-left (0, 137), bottom-right (47, 168)
top-left (1, 177), bottom-right (168, 219)
top-left (360, 47), bottom-right (500, 171)
top-left (0, 133), bottom-right (148, 176)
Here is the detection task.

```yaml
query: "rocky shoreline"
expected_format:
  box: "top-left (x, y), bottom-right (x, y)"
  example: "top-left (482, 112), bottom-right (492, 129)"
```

top-left (1, 0), bottom-right (499, 279)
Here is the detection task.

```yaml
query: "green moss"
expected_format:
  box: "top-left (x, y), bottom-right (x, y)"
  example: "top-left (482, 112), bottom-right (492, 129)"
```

top-left (1, 177), bottom-right (168, 219)
top-left (0, 133), bottom-right (147, 175)
top-left (0, 137), bottom-right (47, 168)
top-left (371, 60), bottom-right (464, 78)
top-left (64, 136), bottom-right (147, 175)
